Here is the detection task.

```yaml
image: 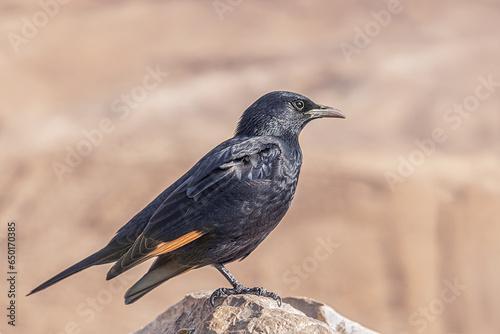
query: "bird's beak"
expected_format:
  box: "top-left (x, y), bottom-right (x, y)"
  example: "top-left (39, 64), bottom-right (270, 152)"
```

top-left (305, 105), bottom-right (345, 119)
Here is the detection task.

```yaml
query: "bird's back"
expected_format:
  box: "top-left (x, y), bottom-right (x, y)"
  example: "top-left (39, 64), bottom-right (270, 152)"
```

top-left (167, 135), bottom-right (303, 266)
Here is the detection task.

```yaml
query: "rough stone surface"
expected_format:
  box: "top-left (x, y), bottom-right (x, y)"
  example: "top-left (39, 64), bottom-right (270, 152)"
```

top-left (283, 297), bottom-right (379, 334)
top-left (133, 291), bottom-right (379, 334)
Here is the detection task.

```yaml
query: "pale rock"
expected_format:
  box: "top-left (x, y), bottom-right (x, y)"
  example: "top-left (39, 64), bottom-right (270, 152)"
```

top-left (133, 291), bottom-right (379, 334)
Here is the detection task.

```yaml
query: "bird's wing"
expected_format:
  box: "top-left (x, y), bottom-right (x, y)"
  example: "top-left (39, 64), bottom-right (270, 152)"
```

top-left (27, 168), bottom-right (194, 295)
top-left (106, 136), bottom-right (282, 279)
top-left (91, 169), bottom-right (195, 263)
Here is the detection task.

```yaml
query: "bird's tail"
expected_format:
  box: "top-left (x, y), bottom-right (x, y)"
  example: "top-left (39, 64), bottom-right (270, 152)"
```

top-left (27, 249), bottom-right (119, 296)
top-left (124, 255), bottom-right (193, 304)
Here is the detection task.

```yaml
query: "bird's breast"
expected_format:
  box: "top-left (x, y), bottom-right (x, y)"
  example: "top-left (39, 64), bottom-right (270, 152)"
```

top-left (232, 151), bottom-right (301, 231)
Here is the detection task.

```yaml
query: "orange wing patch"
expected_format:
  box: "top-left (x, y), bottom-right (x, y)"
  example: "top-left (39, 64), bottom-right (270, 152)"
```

top-left (150, 230), bottom-right (206, 256)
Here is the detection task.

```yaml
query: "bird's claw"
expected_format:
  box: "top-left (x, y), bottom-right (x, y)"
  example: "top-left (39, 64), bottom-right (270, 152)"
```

top-left (247, 286), bottom-right (282, 306)
top-left (210, 285), bottom-right (282, 307)
top-left (210, 287), bottom-right (229, 306)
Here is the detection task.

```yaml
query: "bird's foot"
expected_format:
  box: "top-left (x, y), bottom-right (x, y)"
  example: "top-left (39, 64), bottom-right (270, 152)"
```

top-left (210, 284), bottom-right (282, 307)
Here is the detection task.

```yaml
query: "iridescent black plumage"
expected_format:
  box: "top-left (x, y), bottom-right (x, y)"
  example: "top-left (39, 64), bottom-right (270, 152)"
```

top-left (28, 91), bottom-right (344, 305)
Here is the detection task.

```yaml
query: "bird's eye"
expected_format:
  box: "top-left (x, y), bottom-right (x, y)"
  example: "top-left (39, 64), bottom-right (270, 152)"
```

top-left (292, 100), bottom-right (305, 111)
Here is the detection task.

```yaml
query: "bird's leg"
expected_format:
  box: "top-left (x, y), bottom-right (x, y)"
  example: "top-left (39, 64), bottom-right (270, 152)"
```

top-left (210, 263), bottom-right (282, 307)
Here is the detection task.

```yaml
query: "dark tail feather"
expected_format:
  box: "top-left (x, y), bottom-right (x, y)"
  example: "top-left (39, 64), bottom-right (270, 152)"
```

top-left (124, 255), bottom-right (192, 304)
top-left (27, 249), bottom-right (119, 296)
top-left (106, 235), bottom-right (158, 281)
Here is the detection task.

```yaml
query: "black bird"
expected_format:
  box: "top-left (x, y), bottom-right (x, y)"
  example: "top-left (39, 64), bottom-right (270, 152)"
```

top-left (28, 91), bottom-right (344, 305)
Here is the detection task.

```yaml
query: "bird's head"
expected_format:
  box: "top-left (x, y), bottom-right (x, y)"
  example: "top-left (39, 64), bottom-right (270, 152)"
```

top-left (235, 91), bottom-right (345, 140)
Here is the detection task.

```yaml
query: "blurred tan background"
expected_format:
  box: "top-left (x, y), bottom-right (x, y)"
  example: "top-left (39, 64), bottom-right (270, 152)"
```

top-left (1, 0), bottom-right (499, 333)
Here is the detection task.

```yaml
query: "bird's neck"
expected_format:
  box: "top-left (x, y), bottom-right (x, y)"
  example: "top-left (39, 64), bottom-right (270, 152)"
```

top-left (280, 135), bottom-right (303, 164)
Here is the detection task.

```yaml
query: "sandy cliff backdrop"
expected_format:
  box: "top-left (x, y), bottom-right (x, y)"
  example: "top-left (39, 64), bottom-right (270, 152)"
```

top-left (1, 1), bottom-right (499, 333)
